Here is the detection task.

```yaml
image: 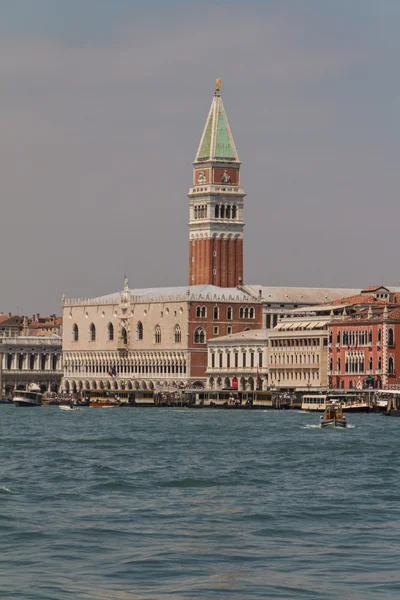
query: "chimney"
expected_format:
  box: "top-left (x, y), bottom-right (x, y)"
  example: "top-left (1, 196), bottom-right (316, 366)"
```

top-left (258, 289), bottom-right (262, 298)
top-left (8, 312), bottom-right (11, 318)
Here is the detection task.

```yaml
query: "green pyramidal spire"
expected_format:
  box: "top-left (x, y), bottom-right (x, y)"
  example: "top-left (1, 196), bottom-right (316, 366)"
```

top-left (195, 79), bottom-right (240, 163)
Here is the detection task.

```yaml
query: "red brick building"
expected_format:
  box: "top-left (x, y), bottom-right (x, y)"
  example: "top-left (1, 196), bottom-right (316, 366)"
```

top-left (328, 287), bottom-right (400, 390)
top-left (188, 298), bottom-right (263, 381)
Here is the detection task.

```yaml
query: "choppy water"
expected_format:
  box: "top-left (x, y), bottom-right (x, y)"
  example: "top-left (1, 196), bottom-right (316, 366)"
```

top-left (1, 407), bottom-right (400, 599)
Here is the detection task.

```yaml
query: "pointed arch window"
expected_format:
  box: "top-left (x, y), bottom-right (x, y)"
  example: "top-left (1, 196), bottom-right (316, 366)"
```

top-left (329, 358), bottom-right (333, 371)
top-left (155, 325), bottom-right (161, 344)
top-left (108, 322), bottom-right (114, 341)
top-left (201, 306), bottom-right (207, 318)
top-left (213, 306), bottom-right (219, 320)
top-left (388, 356), bottom-right (394, 375)
top-left (73, 323), bottom-right (79, 342)
top-left (227, 306), bottom-right (232, 320)
top-left (378, 356), bottom-right (382, 370)
top-left (369, 357), bottom-right (373, 370)
top-left (196, 306), bottom-right (201, 318)
top-left (89, 323), bottom-right (96, 342)
top-left (378, 329), bottom-right (382, 344)
top-left (214, 205), bottom-right (219, 218)
top-left (174, 324), bottom-right (181, 343)
top-left (226, 205), bottom-right (231, 219)
top-left (232, 205), bottom-right (237, 219)
top-left (388, 328), bottom-right (394, 347)
top-left (194, 327), bottom-right (206, 344)
top-left (239, 307), bottom-right (244, 318)
top-left (137, 321), bottom-right (143, 340)
top-left (249, 307), bottom-right (255, 319)
top-left (121, 327), bottom-right (128, 345)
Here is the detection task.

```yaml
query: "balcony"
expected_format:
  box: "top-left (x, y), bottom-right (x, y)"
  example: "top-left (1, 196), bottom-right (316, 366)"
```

top-left (117, 338), bottom-right (129, 351)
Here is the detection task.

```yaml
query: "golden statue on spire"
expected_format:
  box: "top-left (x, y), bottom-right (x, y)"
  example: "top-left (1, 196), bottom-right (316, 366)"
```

top-left (215, 77), bottom-right (222, 92)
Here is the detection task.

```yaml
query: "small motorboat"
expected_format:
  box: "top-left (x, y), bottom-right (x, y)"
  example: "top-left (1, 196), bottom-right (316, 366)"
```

top-left (59, 405), bottom-right (80, 412)
top-left (320, 402), bottom-right (347, 428)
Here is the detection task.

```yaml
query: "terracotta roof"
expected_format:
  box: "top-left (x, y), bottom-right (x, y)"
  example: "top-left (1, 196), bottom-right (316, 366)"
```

top-left (332, 304), bottom-right (400, 323)
top-left (331, 295), bottom-right (380, 305)
top-left (28, 317), bottom-right (62, 328)
top-left (388, 307), bottom-right (400, 320)
top-left (0, 316), bottom-right (23, 327)
top-left (361, 285), bottom-right (389, 293)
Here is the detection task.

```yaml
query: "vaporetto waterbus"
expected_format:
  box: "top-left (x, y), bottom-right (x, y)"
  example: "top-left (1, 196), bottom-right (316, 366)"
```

top-left (181, 390), bottom-right (275, 409)
top-left (301, 391), bottom-right (375, 413)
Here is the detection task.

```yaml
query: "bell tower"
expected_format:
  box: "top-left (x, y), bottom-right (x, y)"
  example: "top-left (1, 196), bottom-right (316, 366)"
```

top-left (188, 79), bottom-right (245, 288)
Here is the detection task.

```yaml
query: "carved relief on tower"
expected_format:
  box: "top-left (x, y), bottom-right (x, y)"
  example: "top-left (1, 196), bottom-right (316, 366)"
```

top-left (194, 168), bottom-right (211, 186)
top-left (213, 168), bottom-right (239, 186)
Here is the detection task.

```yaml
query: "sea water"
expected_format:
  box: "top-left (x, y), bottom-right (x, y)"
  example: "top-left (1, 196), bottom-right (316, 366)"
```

top-left (0, 406), bottom-right (399, 600)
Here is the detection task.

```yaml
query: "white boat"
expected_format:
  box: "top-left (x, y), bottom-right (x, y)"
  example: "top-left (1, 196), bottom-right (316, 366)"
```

top-left (301, 394), bottom-right (327, 411)
top-left (13, 384), bottom-right (43, 407)
top-left (59, 405), bottom-right (80, 412)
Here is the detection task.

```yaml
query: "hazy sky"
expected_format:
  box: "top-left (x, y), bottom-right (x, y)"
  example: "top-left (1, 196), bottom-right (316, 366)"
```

top-left (2, 1), bottom-right (400, 315)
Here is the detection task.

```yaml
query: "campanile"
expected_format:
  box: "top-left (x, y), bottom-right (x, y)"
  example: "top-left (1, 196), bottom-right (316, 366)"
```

top-left (188, 79), bottom-right (245, 288)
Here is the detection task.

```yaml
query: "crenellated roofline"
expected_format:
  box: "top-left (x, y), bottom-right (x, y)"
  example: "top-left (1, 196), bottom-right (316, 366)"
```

top-left (62, 287), bottom-right (261, 307)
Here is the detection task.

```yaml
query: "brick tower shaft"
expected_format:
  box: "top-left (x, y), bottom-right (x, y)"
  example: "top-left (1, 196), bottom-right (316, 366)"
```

top-left (188, 79), bottom-right (245, 287)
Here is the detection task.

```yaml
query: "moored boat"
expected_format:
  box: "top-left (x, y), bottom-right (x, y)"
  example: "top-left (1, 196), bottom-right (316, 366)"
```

top-left (319, 402), bottom-right (347, 428)
top-left (302, 392), bottom-right (372, 413)
top-left (13, 384), bottom-right (43, 407)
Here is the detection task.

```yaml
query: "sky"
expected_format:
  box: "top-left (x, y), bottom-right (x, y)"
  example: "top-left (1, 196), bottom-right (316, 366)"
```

top-left (2, 0), bottom-right (400, 315)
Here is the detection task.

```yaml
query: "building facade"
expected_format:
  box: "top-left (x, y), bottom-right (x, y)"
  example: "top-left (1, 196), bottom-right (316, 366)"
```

top-left (328, 305), bottom-right (400, 390)
top-left (206, 329), bottom-right (269, 390)
top-left (0, 335), bottom-right (63, 396)
top-left (268, 316), bottom-right (330, 391)
top-left (242, 286), bottom-right (361, 330)
top-left (61, 283), bottom-right (262, 393)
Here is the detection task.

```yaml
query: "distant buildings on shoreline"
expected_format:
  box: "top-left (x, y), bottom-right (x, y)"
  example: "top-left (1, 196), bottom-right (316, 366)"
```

top-left (2, 81), bottom-right (400, 397)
